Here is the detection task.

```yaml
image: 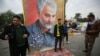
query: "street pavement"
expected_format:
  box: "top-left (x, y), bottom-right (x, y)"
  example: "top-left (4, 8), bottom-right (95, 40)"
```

top-left (0, 32), bottom-right (100, 56)
top-left (65, 32), bottom-right (100, 56)
top-left (0, 40), bottom-right (10, 56)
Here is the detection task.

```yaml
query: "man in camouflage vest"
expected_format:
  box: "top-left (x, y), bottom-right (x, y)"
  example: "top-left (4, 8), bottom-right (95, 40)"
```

top-left (83, 14), bottom-right (100, 56)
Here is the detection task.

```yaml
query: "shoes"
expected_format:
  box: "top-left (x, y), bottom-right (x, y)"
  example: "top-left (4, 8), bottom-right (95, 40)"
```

top-left (83, 49), bottom-right (88, 52)
top-left (66, 41), bottom-right (70, 44)
top-left (59, 48), bottom-right (62, 51)
top-left (86, 52), bottom-right (91, 56)
top-left (55, 50), bottom-right (57, 52)
top-left (54, 48), bottom-right (62, 52)
top-left (54, 49), bottom-right (57, 52)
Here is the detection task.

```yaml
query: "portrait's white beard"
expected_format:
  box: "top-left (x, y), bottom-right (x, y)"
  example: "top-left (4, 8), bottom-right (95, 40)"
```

top-left (39, 18), bottom-right (53, 29)
top-left (45, 24), bottom-right (53, 29)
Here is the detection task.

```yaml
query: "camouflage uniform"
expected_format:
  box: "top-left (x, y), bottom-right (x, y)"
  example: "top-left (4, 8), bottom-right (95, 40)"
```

top-left (85, 34), bottom-right (96, 52)
top-left (85, 20), bottom-right (100, 53)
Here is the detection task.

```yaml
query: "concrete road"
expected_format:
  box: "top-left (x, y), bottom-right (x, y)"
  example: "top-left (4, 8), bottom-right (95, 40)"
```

top-left (0, 40), bottom-right (10, 56)
top-left (65, 33), bottom-right (100, 56)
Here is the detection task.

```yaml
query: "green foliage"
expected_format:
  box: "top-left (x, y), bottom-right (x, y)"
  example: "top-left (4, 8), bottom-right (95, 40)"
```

top-left (74, 12), bottom-right (95, 22)
top-left (77, 18), bottom-right (88, 22)
top-left (0, 10), bottom-right (15, 24)
top-left (0, 10), bottom-right (24, 32)
top-left (18, 14), bottom-right (24, 24)
top-left (74, 13), bottom-right (81, 19)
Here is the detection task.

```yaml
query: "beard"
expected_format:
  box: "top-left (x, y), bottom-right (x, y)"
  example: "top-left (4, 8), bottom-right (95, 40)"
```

top-left (39, 18), bottom-right (54, 29)
top-left (88, 19), bottom-right (93, 22)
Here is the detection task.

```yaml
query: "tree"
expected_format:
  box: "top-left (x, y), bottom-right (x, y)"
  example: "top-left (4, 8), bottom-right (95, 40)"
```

top-left (77, 18), bottom-right (88, 22)
top-left (0, 10), bottom-right (15, 23)
top-left (0, 10), bottom-right (24, 32)
top-left (0, 15), bottom-right (5, 27)
top-left (18, 14), bottom-right (24, 24)
top-left (0, 10), bottom-right (15, 32)
top-left (5, 10), bottom-right (15, 23)
top-left (74, 13), bottom-right (81, 20)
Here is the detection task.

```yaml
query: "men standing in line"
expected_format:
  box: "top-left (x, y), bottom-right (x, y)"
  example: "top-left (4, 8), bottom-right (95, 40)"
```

top-left (83, 14), bottom-right (100, 56)
top-left (54, 18), bottom-right (63, 52)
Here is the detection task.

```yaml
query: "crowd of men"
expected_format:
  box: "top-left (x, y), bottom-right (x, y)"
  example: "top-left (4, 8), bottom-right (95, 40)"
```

top-left (0, 0), bottom-right (100, 56)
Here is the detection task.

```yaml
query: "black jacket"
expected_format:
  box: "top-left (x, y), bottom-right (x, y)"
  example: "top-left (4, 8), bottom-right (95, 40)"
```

top-left (1, 24), bottom-right (29, 49)
top-left (54, 24), bottom-right (63, 37)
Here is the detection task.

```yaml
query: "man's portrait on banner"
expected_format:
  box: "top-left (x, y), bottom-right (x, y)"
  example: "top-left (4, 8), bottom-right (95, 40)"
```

top-left (23, 0), bottom-right (65, 54)
top-left (23, 0), bottom-right (57, 52)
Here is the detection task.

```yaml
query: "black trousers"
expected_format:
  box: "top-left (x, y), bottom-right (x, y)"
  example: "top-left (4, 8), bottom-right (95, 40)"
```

top-left (55, 36), bottom-right (62, 51)
top-left (10, 45), bottom-right (26, 56)
top-left (63, 33), bottom-right (68, 41)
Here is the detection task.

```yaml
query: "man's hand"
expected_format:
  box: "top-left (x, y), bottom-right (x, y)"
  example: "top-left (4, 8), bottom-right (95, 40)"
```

top-left (5, 35), bottom-right (9, 40)
top-left (23, 34), bottom-right (28, 38)
top-left (87, 30), bottom-right (98, 33)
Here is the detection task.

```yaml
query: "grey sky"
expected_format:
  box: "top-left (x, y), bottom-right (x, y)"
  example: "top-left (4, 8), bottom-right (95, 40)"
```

top-left (0, 0), bottom-right (100, 19)
top-left (0, 0), bottom-right (22, 14)
top-left (65, 0), bottom-right (100, 19)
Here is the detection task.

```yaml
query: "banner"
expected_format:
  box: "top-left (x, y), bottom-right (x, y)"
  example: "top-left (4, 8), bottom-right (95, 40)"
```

top-left (23, 0), bottom-right (65, 54)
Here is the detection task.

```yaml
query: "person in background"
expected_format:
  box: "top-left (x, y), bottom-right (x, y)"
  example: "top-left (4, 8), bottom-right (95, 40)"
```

top-left (54, 18), bottom-right (63, 52)
top-left (72, 22), bottom-right (77, 29)
top-left (1, 15), bottom-right (29, 56)
top-left (63, 20), bottom-right (69, 44)
top-left (68, 20), bottom-right (73, 28)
